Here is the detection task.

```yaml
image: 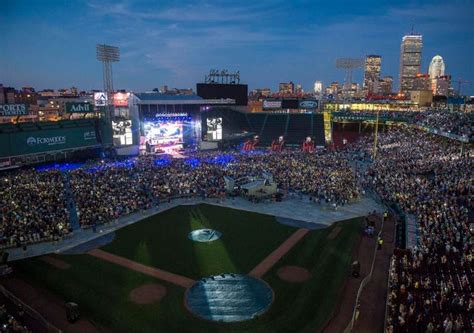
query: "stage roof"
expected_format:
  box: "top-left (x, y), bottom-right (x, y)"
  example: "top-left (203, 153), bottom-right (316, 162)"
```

top-left (133, 93), bottom-right (235, 105)
top-left (135, 93), bottom-right (202, 101)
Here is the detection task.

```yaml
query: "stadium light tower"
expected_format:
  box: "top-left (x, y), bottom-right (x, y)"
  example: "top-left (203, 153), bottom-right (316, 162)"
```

top-left (336, 58), bottom-right (363, 106)
top-left (96, 44), bottom-right (120, 93)
top-left (96, 44), bottom-right (120, 122)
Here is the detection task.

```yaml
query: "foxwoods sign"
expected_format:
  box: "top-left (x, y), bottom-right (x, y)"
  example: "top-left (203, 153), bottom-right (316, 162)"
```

top-left (27, 135), bottom-right (66, 146)
top-left (0, 104), bottom-right (28, 116)
top-left (65, 102), bottom-right (93, 113)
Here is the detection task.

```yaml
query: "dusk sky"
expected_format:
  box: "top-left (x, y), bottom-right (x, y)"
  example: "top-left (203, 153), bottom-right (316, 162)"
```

top-left (1, 0), bottom-right (473, 94)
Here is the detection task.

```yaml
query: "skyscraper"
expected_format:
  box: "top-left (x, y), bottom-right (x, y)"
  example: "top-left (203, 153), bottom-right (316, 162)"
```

top-left (363, 55), bottom-right (381, 95)
top-left (428, 55), bottom-right (446, 93)
top-left (313, 81), bottom-right (323, 94)
top-left (399, 34), bottom-right (423, 93)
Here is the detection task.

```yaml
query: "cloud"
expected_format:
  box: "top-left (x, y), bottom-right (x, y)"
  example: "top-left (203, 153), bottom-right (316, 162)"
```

top-left (87, 0), bottom-right (282, 23)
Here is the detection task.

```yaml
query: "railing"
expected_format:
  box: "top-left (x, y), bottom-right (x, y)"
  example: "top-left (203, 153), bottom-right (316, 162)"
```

top-left (0, 285), bottom-right (62, 333)
top-left (411, 124), bottom-right (471, 143)
top-left (383, 255), bottom-right (394, 333)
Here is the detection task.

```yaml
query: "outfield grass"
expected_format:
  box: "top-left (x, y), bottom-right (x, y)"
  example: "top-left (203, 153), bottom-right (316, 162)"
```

top-left (101, 204), bottom-right (296, 279)
top-left (14, 204), bottom-right (363, 333)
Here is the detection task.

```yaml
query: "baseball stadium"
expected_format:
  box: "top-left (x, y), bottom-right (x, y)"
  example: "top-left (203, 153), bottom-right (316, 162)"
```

top-left (0, 24), bottom-right (472, 333)
top-left (0, 86), bottom-right (471, 333)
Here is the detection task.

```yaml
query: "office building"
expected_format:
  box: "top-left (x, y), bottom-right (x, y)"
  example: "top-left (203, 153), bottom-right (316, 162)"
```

top-left (363, 55), bottom-right (382, 95)
top-left (313, 81), bottom-right (323, 94)
top-left (295, 84), bottom-right (303, 94)
top-left (279, 82), bottom-right (294, 94)
top-left (433, 75), bottom-right (451, 96)
top-left (377, 76), bottom-right (393, 96)
top-left (428, 55), bottom-right (446, 93)
top-left (325, 82), bottom-right (340, 97)
top-left (413, 73), bottom-right (431, 91)
top-left (0, 85), bottom-right (15, 104)
top-left (399, 34), bottom-right (423, 93)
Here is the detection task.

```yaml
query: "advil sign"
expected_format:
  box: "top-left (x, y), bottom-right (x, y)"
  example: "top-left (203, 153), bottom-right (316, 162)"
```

top-left (65, 102), bottom-right (93, 113)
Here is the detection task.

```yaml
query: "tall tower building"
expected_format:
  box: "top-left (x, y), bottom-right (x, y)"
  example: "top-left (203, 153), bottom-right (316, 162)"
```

top-left (399, 34), bottom-right (423, 93)
top-left (363, 55), bottom-right (382, 95)
top-left (428, 55), bottom-right (446, 93)
top-left (313, 81), bottom-right (323, 94)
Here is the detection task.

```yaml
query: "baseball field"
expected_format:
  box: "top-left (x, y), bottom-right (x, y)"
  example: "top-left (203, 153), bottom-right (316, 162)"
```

top-left (14, 204), bottom-right (363, 333)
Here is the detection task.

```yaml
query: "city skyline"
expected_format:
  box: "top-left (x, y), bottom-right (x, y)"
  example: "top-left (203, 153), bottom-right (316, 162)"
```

top-left (1, 0), bottom-right (473, 94)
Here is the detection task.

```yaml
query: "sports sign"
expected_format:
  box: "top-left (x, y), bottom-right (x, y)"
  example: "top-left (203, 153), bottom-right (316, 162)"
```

top-left (0, 104), bottom-right (28, 116)
top-left (94, 92), bottom-right (108, 106)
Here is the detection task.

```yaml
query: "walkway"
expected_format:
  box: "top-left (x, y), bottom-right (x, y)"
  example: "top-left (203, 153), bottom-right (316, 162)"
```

top-left (321, 214), bottom-right (381, 333)
top-left (351, 214), bottom-right (395, 333)
top-left (62, 172), bottom-right (80, 230)
top-left (249, 228), bottom-right (309, 278)
top-left (1, 277), bottom-right (102, 333)
top-left (88, 249), bottom-right (195, 289)
top-left (6, 195), bottom-right (384, 262)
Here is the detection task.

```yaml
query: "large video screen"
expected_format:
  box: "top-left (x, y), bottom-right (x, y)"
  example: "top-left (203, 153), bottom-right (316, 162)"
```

top-left (112, 120), bottom-right (133, 146)
top-left (143, 121), bottom-right (183, 147)
top-left (206, 117), bottom-right (222, 140)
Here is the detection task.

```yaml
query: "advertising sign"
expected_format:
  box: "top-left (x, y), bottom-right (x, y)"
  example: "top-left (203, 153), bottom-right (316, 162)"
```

top-left (65, 102), bottom-right (93, 113)
top-left (281, 99), bottom-right (299, 109)
top-left (94, 92), bottom-right (108, 106)
top-left (113, 92), bottom-right (130, 107)
top-left (13, 127), bottom-right (99, 155)
top-left (0, 104), bottom-right (28, 116)
top-left (263, 100), bottom-right (282, 109)
top-left (299, 100), bottom-right (319, 109)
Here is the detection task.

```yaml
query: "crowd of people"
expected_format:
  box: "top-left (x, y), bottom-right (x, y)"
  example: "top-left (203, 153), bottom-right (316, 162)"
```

top-left (413, 110), bottom-right (473, 139)
top-left (0, 112), bottom-right (472, 331)
top-left (70, 166), bottom-right (152, 227)
top-left (0, 301), bottom-right (31, 333)
top-left (68, 149), bottom-right (360, 227)
top-left (359, 128), bottom-right (473, 333)
top-left (0, 170), bottom-right (70, 248)
top-left (0, 147), bottom-right (361, 243)
top-left (335, 109), bottom-right (473, 139)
